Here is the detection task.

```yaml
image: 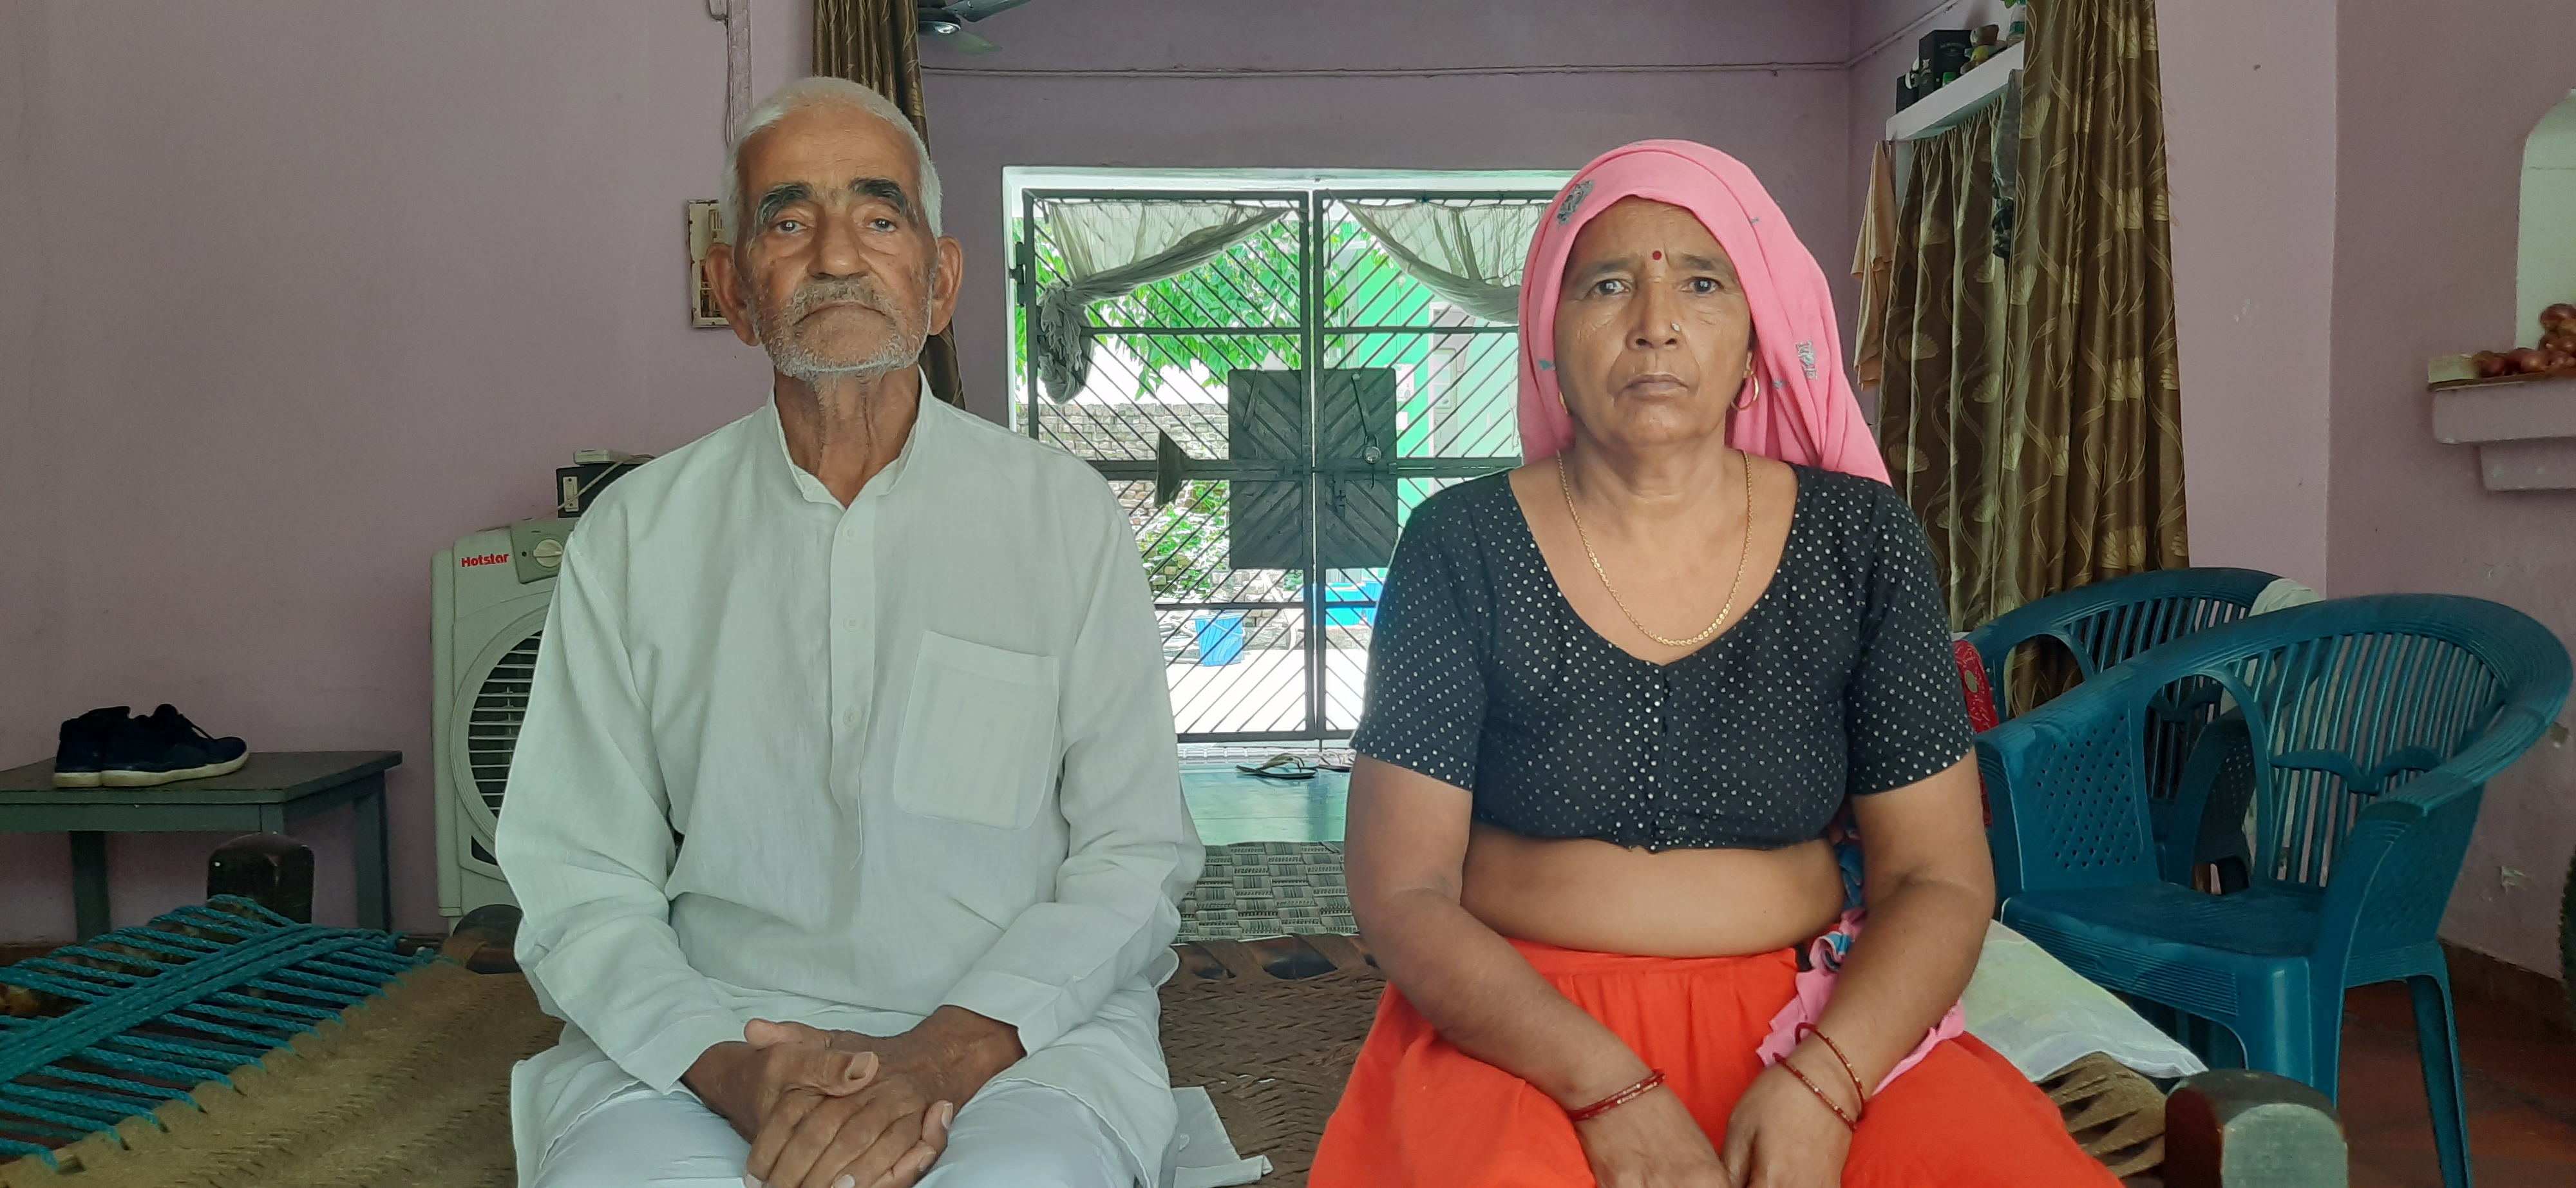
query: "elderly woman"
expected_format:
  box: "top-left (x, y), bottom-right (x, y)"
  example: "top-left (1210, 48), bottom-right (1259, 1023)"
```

top-left (1309, 142), bottom-right (2117, 1187)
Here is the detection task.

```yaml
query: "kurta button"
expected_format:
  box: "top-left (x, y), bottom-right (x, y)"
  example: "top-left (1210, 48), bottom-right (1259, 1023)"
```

top-left (845, 618), bottom-right (858, 629)
top-left (842, 528), bottom-right (855, 542)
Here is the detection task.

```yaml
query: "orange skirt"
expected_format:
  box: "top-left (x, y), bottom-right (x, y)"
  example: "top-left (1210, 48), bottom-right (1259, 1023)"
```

top-left (1309, 941), bottom-right (2121, 1188)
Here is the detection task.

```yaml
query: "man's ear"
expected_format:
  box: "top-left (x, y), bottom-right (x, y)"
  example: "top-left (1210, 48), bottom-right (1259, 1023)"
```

top-left (707, 241), bottom-right (761, 348)
top-left (928, 235), bottom-right (965, 336)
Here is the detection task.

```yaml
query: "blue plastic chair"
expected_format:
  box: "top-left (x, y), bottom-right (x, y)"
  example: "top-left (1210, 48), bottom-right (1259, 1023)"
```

top-left (1966, 568), bottom-right (2280, 889)
top-left (1982, 594), bottom-right (2572, 1188)
top-left (1964, 567), bottom-right (2282, 720)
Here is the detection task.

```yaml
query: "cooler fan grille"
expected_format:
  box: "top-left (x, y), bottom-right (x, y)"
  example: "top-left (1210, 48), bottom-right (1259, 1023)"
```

top-left (466, 630), bottom-right (544, 818)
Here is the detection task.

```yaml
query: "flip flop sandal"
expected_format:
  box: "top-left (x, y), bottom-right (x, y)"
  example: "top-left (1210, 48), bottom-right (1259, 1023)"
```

top-left (1237, 753), bottom-right (1318, 781)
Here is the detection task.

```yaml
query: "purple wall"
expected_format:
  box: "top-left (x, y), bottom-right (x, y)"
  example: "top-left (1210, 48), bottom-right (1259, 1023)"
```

top-left (3, 0), bottom-right (50, 915)
top-left (2159, 0), bottom-right (2337, 588)
top-left (0, 0), bottom-right (1861, 941)
top-left (1, 0), bottom-right (60, 934)
top-left (2327, 1), bottom-right (2576, 973)
top-left (0, 0), bottom-right (813, 940)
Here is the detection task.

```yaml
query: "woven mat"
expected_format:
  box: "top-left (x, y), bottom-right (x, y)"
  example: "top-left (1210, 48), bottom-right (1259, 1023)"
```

top-left (1160, 935), bottom-right (1379, 1186)
top-left (0, 961), bottom-right (554, 1188)
top-left (1179, 842), bottom-right (1355, 941)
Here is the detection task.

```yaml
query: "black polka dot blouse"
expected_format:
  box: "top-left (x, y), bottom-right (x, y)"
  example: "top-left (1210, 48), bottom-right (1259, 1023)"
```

top-left (1350, 467), bottom-right (1973, 852)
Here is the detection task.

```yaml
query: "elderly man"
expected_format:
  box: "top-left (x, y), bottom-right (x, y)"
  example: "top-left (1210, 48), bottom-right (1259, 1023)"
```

top-left (497, 76), bottom-right (1200, 1188)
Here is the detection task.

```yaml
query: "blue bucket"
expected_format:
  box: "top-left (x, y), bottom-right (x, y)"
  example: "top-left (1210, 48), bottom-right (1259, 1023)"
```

top-left (1194, 612), bottom-right (1247, 666)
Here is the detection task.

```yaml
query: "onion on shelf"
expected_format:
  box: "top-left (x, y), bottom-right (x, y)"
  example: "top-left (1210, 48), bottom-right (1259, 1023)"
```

top-left (2430, 302), bottom-right (2576, 387)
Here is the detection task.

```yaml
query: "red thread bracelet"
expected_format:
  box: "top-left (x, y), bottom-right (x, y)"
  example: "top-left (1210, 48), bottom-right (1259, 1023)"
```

top-left (1566, 1069), bottom-right (1667, 1122)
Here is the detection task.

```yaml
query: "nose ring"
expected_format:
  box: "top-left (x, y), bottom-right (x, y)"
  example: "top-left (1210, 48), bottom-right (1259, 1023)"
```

top-left (1670, 322), bottom-right (1681, 334)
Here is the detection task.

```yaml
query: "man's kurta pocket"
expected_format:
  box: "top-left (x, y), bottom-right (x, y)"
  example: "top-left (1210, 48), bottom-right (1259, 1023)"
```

top-left (891, 631), bottom-right (1060, 830)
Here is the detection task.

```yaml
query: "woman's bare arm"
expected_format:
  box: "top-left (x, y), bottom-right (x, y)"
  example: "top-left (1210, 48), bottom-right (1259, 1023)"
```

top-left (1808, 755), bottom-right (1994, 1091)
top-left (1345, 757), bottom-right (1651, 1106)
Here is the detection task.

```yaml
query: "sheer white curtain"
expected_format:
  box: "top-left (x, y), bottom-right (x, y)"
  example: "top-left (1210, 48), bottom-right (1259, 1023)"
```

top-left (1034, 201), bottom-right (1288, 403)
top-left (1340, 200), bottom-right (1541, 324)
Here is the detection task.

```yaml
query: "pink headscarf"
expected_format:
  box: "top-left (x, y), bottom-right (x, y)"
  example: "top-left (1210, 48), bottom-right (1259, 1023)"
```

top-left (1517, 140), bottom-right (1889, 483)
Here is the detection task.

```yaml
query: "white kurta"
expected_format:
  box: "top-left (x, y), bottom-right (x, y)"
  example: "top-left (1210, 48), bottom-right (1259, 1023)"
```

top-left (496, 390), bottom-right (1202, 1185)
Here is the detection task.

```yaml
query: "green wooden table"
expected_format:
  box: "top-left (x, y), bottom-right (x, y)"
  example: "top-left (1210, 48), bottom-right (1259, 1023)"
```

top-left (0, 751), bottom-right (400, 939)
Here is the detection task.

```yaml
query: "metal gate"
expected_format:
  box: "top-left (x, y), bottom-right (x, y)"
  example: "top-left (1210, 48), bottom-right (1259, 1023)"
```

top-left (1014, 189), bottom-right (1550, 742)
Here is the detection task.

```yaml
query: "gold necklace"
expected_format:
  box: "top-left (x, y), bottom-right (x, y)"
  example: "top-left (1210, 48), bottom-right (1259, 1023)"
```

top-left (1557, 450), bottom-right (1754, 650)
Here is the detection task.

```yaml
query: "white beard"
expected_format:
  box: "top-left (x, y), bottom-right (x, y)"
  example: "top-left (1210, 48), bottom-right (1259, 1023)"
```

top-left (750, 278), bottom-right (934, 383)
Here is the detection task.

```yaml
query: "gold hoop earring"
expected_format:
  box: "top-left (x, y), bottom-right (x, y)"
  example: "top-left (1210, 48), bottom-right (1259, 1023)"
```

top-left (1733, 379), bottom-right (1762, 411)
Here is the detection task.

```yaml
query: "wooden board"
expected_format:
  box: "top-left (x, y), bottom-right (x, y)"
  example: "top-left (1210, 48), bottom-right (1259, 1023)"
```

top-left (2427, 352), bottom-right (2576, 390)
top-left (0, 752), bottom-right (399, 805)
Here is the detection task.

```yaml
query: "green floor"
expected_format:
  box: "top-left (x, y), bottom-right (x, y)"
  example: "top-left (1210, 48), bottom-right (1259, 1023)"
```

top-left (1182, 762), bottom-right (1347, 846)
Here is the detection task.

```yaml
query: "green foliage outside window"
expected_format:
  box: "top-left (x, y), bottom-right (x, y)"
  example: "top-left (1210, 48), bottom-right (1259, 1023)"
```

top-left (1013, 215), bottom-right (1441, 401)
top-left (1139, 482), bottom-right (1229, 601)
top-left (1014, 207), bottom-right (1499, 603)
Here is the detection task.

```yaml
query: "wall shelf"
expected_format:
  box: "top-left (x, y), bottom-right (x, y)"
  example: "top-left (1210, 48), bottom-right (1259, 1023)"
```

top-left (2429, 370), bottom-right (2576, 490)
top-left (1887, 42), bottom-right (2023, 142)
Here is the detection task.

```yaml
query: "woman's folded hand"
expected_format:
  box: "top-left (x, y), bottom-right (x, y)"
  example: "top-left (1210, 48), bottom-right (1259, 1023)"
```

top-left (1573, 1085), bottom-right (1734, 1188)
top-left (1716, 1059), bottom-right (1856, 1187)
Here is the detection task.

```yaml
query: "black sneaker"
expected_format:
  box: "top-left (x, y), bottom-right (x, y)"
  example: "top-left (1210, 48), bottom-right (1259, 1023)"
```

top-left (101, 705), bottom-right (250, 787)
top-left (51, 707), bottom-right (132, 788)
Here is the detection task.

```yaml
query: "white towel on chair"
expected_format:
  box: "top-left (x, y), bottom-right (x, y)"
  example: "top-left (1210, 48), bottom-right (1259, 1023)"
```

top-left (1964, 920), bottom-right (2210, 1081)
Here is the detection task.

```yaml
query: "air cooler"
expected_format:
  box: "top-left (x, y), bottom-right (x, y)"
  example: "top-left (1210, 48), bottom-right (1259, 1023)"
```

top-left (432, 519), bottom-right (574, 919)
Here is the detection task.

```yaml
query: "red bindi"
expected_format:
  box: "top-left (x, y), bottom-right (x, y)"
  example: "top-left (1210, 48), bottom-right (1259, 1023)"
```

top-left (1652, 251), bottom-right (1662, 260)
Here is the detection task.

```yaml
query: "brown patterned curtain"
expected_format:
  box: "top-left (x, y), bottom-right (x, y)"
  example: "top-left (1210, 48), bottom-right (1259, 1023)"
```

top-left (1879, 106), bottom-right (2012, 632)
top-left (814, 0), bottom-right (965, 407)
top-left (2003, 0), bottom-right (2189, 599)
top-left (1871, 0), bottom-right (2187, 708)
top-left (1874, 0), bottom-right (2188, 640)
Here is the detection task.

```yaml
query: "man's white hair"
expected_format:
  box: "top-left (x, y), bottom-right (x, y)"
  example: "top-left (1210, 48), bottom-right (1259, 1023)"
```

top-left (721, 76), bottom-right (943, 245)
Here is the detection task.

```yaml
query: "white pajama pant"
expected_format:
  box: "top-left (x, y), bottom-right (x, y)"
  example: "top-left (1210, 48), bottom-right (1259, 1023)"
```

top-left (527, 1078), bottom-right (1142, 1188)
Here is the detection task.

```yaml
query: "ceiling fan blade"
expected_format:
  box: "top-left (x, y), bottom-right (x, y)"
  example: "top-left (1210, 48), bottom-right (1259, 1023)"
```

top-left (937, 0), bottom-right (1036, 23)
top-left (923, 27), bottom-right (1002, 54)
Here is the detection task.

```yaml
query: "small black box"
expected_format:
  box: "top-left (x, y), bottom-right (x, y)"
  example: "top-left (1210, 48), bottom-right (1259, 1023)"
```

top-left (556, 461), bottom-right (645, 517)
top-left (1919, 29), bottom-right (1973, 84)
